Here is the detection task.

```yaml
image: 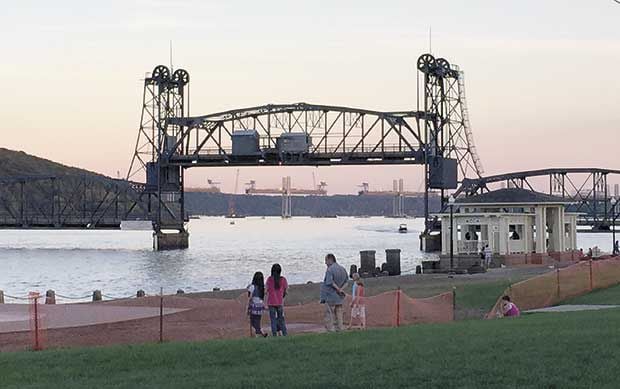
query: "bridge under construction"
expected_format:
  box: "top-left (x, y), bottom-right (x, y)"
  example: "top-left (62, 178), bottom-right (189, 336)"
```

top-left (1, 54), bottom-right (618, 250)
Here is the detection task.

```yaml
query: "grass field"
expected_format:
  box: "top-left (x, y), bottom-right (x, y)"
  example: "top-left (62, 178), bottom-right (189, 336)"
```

top-left (2, 308), bottom-right (619, 388)
top-left (559, 283), bottom-right (620, 306)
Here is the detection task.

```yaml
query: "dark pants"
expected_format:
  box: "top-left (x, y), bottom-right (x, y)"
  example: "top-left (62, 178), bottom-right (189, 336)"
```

top-left (250, 314), bottom-right (263, 335)
top-left (268, 306), bottom-right (287, 336)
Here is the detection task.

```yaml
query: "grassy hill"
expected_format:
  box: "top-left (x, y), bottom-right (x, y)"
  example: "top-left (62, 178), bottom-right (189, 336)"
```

top-left (0, 148), bottom-right (104, 178)
top-left (1, 308), bottom-right (619, 388)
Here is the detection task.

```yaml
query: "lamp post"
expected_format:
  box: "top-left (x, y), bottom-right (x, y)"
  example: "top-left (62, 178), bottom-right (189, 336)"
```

top-left (448, 195), bottom-right (456, 274)
top-left (612, 198), bottom-right (618, 255)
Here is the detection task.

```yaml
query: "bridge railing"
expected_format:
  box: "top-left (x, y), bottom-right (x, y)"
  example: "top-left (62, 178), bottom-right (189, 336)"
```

top-left (185, 143), bottom-right (418, 157)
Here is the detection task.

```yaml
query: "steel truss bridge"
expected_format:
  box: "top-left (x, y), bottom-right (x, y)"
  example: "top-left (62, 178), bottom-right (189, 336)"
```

top-left (1, 54), bottom-right (617, 248)
top-left (123, 54), bottom-right (483, 237)
top-left (0, 175), bottom-right (152, 228)
top-left (456, 168), bottom-right (620, 230)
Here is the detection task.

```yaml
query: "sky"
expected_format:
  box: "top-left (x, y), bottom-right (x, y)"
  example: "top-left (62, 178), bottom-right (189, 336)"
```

top-left (1, 0), bottom-right (619, 194)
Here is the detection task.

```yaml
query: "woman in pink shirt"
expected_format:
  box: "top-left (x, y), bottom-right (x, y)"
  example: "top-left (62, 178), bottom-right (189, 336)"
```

top-left (501, 295), bottom-right (520, 317)
top-left (265, 263), bottom-right (288, 336)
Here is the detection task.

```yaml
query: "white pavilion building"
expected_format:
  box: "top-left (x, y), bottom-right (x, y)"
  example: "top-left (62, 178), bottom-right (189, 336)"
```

top-left (430, 188), bottom-right (581, 271)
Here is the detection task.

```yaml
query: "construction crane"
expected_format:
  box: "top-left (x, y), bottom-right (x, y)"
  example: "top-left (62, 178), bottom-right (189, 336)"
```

top-left (227, 169), bottom-right (241, 218)
top-left (244, 176), bottom-right (327, 217)
top-left (357, 179), bottom-right (425, 217)
top-left (185, 178), bottom-right (221, 193)
top-left (245, 178), bottom-right (327, 196)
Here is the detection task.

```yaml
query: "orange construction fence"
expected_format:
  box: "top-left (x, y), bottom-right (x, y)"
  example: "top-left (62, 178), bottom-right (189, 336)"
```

top-left (1, 288), bottom-right (453, 352)
top-left (487, 257), bottom-right (620, 318)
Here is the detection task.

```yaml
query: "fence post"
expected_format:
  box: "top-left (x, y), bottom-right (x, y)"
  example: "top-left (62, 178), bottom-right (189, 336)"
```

top-left (395, 287), bottom-right (401, 327)
top-left (452, 287), bottom-right (456, 321)
top-left (0, 290), bottom-right (4, 304)
top-left (589, 259), bottom-right (593, 291)
top-left (29, 292), bottom-right (42, 351)
top-left (159, 287), bottom-right (164, 343)
top-left (556, 268), bottom-right (561, 300)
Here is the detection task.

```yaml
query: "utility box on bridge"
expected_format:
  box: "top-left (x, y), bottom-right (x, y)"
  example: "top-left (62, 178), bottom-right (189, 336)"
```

top-left (145, 162), bottom-right (181, 193)
top-left (429, 156), bottom-right (458, 189)
top-left (276, 133), bottom-right (311, 154)
top-left (232, 130), bottom-right (261, 156)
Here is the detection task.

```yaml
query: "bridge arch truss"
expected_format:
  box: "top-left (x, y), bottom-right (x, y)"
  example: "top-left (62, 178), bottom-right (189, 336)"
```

top-left (456, 168), bottom-right (620, 230)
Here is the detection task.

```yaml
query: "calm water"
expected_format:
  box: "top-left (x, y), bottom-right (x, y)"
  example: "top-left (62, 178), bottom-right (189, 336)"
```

top-left (0, 217), bottom-right (615, 302)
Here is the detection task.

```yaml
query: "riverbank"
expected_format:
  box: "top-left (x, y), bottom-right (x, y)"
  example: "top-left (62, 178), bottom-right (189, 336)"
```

top-left (182, 266), bottom-right (551, 319)
top-left (0, 265), bottom-right (553, 352)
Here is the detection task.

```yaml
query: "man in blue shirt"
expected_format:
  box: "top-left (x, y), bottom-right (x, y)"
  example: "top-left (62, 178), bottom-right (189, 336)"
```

top-left (320, 253), bottom-right (348, 332)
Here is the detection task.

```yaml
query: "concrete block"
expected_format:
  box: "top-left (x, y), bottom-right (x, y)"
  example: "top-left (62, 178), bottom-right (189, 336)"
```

top-left (45, 290), bottom-right (56, 304)
top-left (153, 231), bottom-right (189, 251)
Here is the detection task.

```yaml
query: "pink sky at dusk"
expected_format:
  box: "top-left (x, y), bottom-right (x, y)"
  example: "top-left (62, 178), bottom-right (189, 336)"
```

top-left (1, 1), bottom-right (619, 194)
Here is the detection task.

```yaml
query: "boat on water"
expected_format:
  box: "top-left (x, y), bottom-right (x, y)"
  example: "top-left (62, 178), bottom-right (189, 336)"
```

top-left (398, 223), bottom-right (408, 233)
top-left (225, 214), bottom-right (246, 219)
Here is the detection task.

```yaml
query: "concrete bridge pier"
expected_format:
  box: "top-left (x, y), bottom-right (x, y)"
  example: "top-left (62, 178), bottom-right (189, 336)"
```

top-left (153, 231), bottom-right (189, 251)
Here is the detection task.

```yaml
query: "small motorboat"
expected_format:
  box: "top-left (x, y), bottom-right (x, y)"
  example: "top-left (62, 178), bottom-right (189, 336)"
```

top-left (398, 223), bottom-right (407, 233)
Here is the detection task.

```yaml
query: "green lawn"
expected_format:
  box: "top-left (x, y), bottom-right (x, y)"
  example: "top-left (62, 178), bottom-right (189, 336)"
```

top-left (559, 283), bottom-right (620, 306)
top-left (453, 280), bottom-right (510, 318)
top-left (2, 308), bottom-right (620, 388)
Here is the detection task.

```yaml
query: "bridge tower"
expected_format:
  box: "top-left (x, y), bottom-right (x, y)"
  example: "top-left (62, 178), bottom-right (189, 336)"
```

top-left (416, 54), bottom-right (484, 250)
top-left (127, 65), bottom-right (191, 250)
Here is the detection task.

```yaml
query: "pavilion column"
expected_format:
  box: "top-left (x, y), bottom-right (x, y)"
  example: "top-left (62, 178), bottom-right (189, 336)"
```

top-left (535, 206), bottom-right (546, 253)
top-left (499, 218), bottom-right (508, 255)
top-left (524, 217), bottom-right (533, 253)
top-left (441, 217), bottom-right (449, 255)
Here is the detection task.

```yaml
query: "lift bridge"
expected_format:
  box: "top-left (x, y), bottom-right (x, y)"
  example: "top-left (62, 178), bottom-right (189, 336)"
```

top-left (120, 53), bottom-right (484, 249)
top-left (2, 53), bottom-right (618, 249)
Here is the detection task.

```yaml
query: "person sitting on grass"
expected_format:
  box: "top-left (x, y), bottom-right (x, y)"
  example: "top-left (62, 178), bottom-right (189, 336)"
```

top-left (500, 295), bottom-right (520, 317)
top-left (247, 272), bottom-right (268, 338)
top-left (348, 275), bottom-right (366, 330)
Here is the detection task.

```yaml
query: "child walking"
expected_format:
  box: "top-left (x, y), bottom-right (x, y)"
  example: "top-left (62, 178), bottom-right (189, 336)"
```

top-left (348, 274), bottom-right (366, 330)
top-left (247, 272), bottom-right (268, 337)
top-left (265, 263), bottom-right (288, 336)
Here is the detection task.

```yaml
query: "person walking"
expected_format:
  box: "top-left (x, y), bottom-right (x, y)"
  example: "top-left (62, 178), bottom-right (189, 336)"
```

top-left (484, 244), bottom-right (493, 268)
top-left (265, 263), bottom-right (288, 336)
top-left (348, 275), bottom-right (366, 330)
top-left (246, 272), bottom-right (268, 338)
top-left (320, 253), bottom-right (348, 332)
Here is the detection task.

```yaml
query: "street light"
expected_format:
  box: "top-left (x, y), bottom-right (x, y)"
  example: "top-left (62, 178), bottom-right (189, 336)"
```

top-left (448, 195), bottom-right (456, 274)
top-left (612, 198), bottom-right (618, 255)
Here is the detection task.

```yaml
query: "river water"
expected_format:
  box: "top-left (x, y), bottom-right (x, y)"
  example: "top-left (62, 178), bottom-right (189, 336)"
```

top-left (0, 217), bottom-right (615, 302)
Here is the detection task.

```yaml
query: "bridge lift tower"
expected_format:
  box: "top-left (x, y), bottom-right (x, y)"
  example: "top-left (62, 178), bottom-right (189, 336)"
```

top-left (127, 65), bottom-right (191, 250)
top-left (127, 54), bottom-right (482, 250)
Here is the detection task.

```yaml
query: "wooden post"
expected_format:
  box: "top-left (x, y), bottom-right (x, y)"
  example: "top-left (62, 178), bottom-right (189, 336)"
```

top-left (0, 290), bottom-right (4, 304)
top-left (556, 269), bottom-right (561, 299)
top-left (159, 287), bottom-right (164, 343)
top-left (589, 259), bottom-right (594, 291)
top-left (30, 293), bottom-right (42, 351)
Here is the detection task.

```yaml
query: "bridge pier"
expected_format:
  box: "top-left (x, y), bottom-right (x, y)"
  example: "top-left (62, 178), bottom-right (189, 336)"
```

top-left (153, 231), bottom-right (189, 251)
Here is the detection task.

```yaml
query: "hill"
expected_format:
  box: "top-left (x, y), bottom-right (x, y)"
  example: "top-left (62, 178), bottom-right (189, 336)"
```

top-left (0, 148), bottom-right (105, 178)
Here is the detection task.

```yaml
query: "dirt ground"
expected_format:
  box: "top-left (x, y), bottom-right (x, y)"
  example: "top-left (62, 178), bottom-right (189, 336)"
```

top-left (0, 266), bottom-right (551, 352)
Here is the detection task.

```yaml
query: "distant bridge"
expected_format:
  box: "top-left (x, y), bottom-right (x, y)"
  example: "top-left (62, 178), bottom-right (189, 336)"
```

top-left (0, 175), bottom-right (152, 228)
top-left (456, 168), bottom-right (620, 229)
